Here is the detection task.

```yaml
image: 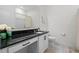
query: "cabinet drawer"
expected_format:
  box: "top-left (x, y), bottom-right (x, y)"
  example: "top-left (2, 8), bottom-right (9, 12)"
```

top-left (8, 37), bottom-right (38, 53)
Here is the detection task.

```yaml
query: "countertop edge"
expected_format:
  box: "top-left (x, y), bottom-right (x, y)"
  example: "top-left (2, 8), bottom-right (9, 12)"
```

top-left (0, 31), bottom-right (49, 49)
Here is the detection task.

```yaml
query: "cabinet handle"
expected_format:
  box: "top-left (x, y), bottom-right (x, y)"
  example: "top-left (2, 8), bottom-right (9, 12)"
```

top-left (44, 36), bottom-right (46, 40)
top-left (22, 42), bottom-right (30, 46)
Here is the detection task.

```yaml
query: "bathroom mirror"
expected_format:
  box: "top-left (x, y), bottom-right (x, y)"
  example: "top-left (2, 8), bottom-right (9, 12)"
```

top-left (0, 5), bottom-right (36, 29)
top-left (15, 6), bottom-right (33, 29)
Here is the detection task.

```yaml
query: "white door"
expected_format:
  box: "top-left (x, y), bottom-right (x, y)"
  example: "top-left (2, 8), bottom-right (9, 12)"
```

top-left (76, 10), bottom-right (79, 50)
top-left (38, 34), bottom-right (48, 53)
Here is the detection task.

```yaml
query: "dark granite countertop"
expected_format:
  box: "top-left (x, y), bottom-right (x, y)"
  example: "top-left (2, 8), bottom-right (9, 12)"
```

top-left (0, 31), bottom-right (49, 49)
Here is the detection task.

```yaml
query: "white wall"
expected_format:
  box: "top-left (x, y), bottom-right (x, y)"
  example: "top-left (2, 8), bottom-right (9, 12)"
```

top-left (47, 5), bottom-right (79, 48)
top-left (39, 6), bottom-right (48, 31)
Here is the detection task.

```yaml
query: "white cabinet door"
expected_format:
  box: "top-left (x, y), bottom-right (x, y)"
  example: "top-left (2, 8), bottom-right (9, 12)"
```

top-left (44, 34), bottom-right (48, 51)
top-left (38, 35), bottom-right (45, 53)
top-left (38, 34), bottom-right (48, 53)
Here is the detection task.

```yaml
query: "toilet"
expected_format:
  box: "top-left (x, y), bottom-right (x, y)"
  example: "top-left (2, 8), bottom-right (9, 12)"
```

top-left (48, 35), bottom-right (75, 53)
top-left (48, 35), bottom-right (56, 48)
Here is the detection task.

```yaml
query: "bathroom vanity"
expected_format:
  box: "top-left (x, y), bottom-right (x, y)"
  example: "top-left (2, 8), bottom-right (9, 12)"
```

top-left (0, 28), bottom-right (48, 53)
